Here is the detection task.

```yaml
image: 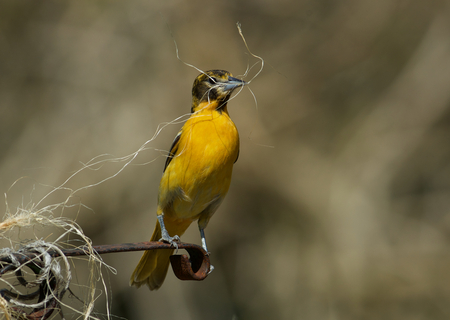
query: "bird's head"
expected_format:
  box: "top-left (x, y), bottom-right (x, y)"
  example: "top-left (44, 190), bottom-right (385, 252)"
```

top-left (191, 70), bottom-right (246, 113)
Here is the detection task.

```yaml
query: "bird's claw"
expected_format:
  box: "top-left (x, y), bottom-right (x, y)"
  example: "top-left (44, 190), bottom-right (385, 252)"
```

top-left (159, 234), bottom-right (181, 250)
top-left (208, 264), bottom-right (214, 275)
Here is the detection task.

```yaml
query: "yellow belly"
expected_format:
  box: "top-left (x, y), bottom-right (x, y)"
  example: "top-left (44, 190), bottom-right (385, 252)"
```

top-left (158, 108), bottom-right (239, 224)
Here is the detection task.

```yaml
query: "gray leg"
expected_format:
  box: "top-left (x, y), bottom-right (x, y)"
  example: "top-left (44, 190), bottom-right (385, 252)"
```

top-left (200, 228), bottom-right (209, 253)
top-left (157, 214), bottom-right (180, 249)
top-left (199, 227), bottom-right (214, 273)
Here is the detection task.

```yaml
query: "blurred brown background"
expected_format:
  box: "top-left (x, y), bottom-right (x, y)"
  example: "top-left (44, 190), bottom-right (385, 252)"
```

top-left (2, 0), bottom-right (450, 319)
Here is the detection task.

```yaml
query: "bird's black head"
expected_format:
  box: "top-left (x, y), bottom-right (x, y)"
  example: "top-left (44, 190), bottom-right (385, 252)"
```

top-left (191, 70), bottom-right (246, 113)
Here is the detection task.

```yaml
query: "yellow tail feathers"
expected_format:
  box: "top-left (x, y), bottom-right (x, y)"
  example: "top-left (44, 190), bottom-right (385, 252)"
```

top-left (129, 223), bottom-right (174, 290)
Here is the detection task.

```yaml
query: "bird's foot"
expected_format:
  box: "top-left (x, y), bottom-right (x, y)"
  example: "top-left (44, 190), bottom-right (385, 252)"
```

top-left (208, 264), bottom-right (215, 275)
top-left (157, 213), bottom-right (180, 250)
top-left (159, 232), bottom-right (180, 250)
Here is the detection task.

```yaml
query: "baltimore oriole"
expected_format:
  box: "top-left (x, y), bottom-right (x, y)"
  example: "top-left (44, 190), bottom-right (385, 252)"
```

top-left (130, 70), bottom-right (246, 290)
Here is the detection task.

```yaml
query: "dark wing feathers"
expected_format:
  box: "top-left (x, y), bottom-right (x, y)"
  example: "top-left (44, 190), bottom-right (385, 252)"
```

top-left (163, 130), bottom-right (182, 173)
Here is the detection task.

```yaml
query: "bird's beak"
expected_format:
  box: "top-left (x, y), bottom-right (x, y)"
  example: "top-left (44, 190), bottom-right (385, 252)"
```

top-left (223, 76), bottom-right (247, 92)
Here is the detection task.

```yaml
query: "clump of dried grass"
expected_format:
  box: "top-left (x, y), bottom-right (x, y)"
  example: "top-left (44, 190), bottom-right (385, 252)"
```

top-left (0, 190), bottom-right (114, 319)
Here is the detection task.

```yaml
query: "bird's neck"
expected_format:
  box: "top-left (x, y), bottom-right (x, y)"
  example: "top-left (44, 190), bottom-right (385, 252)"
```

top-left (193, 101), bottom-right (229, 116)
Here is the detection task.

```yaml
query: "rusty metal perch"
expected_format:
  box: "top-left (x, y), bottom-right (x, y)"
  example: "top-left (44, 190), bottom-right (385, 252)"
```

top-left (0, 241), bottom-right (211, 319)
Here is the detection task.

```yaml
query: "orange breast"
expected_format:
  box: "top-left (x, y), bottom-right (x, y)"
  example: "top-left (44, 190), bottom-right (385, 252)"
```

top-left (158, 105), bottom-right (239, 222)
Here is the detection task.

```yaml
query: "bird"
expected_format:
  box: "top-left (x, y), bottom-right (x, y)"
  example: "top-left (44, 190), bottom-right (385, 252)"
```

top-left (130, 70), bottom-right (246, 290)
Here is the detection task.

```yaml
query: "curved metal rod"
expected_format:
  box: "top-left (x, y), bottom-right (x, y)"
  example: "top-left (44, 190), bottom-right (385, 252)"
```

top-left (54, 241), bottom-right (211, 281)
top-left (0, 252), bottom-right (59, 320)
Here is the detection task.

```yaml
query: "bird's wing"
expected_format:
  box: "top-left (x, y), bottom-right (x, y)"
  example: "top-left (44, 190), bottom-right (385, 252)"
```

top-left (163, 130), bottom-right (182, 173)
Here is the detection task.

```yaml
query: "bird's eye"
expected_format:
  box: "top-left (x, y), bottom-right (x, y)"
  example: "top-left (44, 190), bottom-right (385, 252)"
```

top-left (208, 77), bottom-right (216, 85)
